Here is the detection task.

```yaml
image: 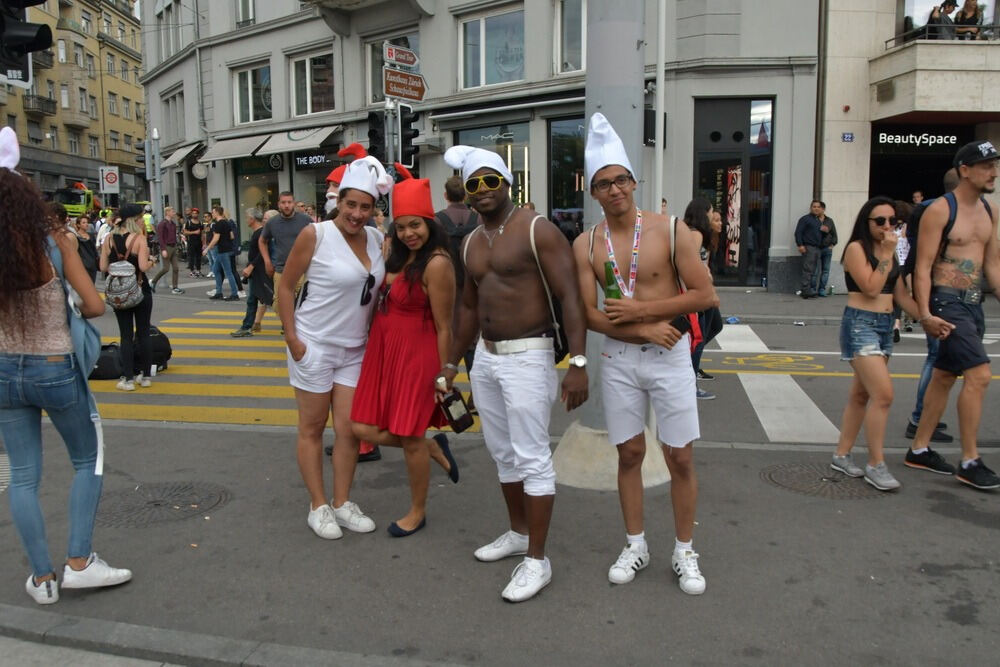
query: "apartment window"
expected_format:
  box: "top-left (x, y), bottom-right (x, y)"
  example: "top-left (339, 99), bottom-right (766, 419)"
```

top-left (6, 115), bottom-right (15, 132)
top-left (234, 64), bottom-right (271, 124)
top-left (46, 79), bottom-right (54, 99)
top-left (118, 21), bottom-right (126, 42)
top-left (27, 121), bottom-right (44, 146)
top-left (461, 8), bottom-right (525, 88)
top-left (124, 134), bottom-right (133, 151)
top-left (292, 53), bottom-right (334, 116)
top-left (88, 135), bottom-right (99, 158)
top-left (106, 53), bottom-right (115, 76)
top-left (108, 92), bottom-right (118, 115)
top-left (68, 132), bottom-right (80, 155)
top-left (163, 91), bottom-right (184, 142)
top-left (368, 33), bottom-right (419, 104)
top-left (121, 59), bottom-right (129, 79)
top-left (89, 95), bottom-right (97, 118)
top-left (78, 87), bottom-right (87, 110)
top-left (557, 0), bottom-right (585, 73)
top-left (109, 130), bottom-right (120, 149)
top-left (236, 0), bottom-right (255, 27)
top-left (123, 97), bottom-right (131, 119)
top-left (85, 53), bottom-right (95, 77)
top-left (80, 10), bottom-right (92, 34)
top-left (57, 40), bottom-right (66, 63)
top-left (134, 67), bottom-right (140, 82)
top-left (60, 83), bottom-right (69, 108)
top-left (103, 13), bottom-right (112, 34)
top-left (49, 126), bottom-right (59, 151)
top-left (135, 102), bottom-right (142, 122)
top-left (74, 44), bottom-right (84, 67)
top-left (130, 29), bottom-right (137, 48)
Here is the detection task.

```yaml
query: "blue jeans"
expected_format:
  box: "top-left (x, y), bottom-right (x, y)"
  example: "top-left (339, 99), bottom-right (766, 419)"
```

top-left (0, 354), bottom-right (102, 577)
top-left (213, 251), bottom-right (240, 296)
top-left (910, 335), bottom-right (940, 426)
top-left (812, 247), bottom-right (833, 294)
top-left (241, 275), bottom-right (259, 330)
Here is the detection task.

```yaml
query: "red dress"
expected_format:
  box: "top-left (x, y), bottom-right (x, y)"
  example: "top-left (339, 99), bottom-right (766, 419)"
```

top-left (351, 271), bottom-right (447, 436)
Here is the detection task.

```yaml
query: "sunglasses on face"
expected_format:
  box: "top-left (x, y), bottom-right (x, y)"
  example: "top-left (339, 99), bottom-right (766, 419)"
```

top-left (592, 174), bottom-right (633, 193)
top-left (868, 216), bottom-right (901, 227)
top-left (464, 174), bottom-right (504, 195)
top-left (360, 273), bottom-right (376, 306)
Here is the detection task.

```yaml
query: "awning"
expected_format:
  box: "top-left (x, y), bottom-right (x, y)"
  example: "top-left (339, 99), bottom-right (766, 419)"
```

top-left (255, 125), bottom-right (341, 155)
top-left (197, 135), bottom-right (270, 163)
top-left (161, 143), bottom-right (202, 168)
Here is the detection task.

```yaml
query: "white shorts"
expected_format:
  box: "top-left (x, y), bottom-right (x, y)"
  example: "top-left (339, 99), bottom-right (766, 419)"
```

top-left (469, 340), bottom-right (558, 496)
top-left (601, 337), bottom-right (700, 448)
top-left (286, 337), bottom-right (366, 393)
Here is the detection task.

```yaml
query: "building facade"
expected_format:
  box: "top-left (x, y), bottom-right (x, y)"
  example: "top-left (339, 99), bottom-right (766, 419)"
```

top-left (5, 0), bottom-right (146, 206)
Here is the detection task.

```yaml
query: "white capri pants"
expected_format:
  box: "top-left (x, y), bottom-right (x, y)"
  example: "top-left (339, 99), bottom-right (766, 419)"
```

top-left (470, 340), bottom-right (558, 496)
top-left (601, 337), bottom-right (700, 448)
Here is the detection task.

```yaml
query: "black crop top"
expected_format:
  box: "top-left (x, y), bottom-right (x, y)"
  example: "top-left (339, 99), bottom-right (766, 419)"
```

top-left (845, 249), bottom-right (899, 294)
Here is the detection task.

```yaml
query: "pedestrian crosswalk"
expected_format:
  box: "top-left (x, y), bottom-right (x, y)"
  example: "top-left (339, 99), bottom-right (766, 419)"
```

top-left (92, 310), bottom-right (482, 430)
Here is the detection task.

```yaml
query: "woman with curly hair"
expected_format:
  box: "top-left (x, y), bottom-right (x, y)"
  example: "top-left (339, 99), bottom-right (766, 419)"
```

top-left (99, 203), bottom-right (155, 391)
top-left (0, 127), bottom-right (131, 605)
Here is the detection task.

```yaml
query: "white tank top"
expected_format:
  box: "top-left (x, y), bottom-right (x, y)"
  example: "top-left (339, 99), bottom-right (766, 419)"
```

top-left (295, 221), bottom-right (385, 348)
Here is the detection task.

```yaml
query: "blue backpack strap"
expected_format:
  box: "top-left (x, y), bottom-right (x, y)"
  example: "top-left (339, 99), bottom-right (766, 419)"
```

top-left (940, 191), bottom-right (959, 257)
top-left (981, 196), bottom-right (994, 220)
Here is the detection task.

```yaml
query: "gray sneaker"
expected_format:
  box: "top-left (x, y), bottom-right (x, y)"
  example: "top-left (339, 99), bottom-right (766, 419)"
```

top-left (831, 453), bottom-right (864, 477)
top-left (864, 462), bottom-right (901, 491)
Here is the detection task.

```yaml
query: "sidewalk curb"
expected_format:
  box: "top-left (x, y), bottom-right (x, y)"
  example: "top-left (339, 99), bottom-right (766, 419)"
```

top-left (0, 604), bottom-right (463, 667)
top-left (724, 314), bottom-right (1000, 328)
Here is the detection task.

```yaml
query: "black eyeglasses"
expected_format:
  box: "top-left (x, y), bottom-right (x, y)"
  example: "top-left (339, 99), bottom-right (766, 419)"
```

top-left (868, 216), bottom-right (901, 227)
top-left (464, 174), bottom-right (504, 195)
top-left (360, 273), bottom-right (375, 306)
top-left (593, 174), bottom-right (633, 193)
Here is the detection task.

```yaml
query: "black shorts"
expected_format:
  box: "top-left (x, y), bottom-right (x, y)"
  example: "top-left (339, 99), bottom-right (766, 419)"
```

top-left (930, 292), bottom-right (990, 374)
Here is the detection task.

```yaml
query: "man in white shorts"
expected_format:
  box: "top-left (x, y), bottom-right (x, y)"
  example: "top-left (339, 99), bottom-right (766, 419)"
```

top-left (573, 114), bottom-right (717, 595)
top-left (440, 145), bottom-right (589, 603)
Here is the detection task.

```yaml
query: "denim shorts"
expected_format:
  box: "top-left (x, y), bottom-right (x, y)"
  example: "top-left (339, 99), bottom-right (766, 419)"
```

top-left (930, 291), bottom-right (990, 374)
top-left (840, 306), bottom-right (894, 361)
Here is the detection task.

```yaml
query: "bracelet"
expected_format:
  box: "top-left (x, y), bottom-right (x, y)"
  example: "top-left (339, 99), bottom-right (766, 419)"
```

top-left (917, 315), bottom-right (931, 323)
top-left (443, 363), bottom-right (460, 372)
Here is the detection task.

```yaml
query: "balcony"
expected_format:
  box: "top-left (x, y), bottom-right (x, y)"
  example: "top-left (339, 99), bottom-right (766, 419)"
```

top-left (33, 50), bottom-right (54, 70)
top-left (869, 40), bottom-right (1000, 121)
top-left (0, 87), bottom-right (7, 106)
top-left (23, 95), bottom-right (57, 117)
top-left (56, 18), bottom-right (89, 37)
top-left (106, 148), bottom-right (137, 166)
top-left (62, 108), bottom-right (91, 129)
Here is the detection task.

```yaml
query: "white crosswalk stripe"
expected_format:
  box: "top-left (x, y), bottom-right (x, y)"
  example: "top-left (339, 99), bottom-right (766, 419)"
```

top-left (0, 453), bottom-right (9, 495)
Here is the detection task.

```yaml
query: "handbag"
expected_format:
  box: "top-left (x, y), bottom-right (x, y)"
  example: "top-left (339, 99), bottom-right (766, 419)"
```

top-left (105, 235), bottom-right (144, 310)
top-left (669, 216), bottom-right (704, 353)
top-left (527, 215), bottom-right (570, 364)
top-left (46, 236), bottom-right (105, 476)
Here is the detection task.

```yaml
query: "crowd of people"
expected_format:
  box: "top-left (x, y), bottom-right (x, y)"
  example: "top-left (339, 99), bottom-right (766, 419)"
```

top-left (2, 114), bottom-right (998, 610)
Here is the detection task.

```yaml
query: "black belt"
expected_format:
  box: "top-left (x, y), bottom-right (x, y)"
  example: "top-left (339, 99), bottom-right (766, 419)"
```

top-left (932, 286), bottom-right (982, 305)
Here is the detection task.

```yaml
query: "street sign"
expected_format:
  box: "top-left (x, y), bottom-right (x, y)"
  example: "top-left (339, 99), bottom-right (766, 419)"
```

top-left (99, 166), bottom-right (120, 194)
top-left (384, 44), bottom-right (419, 69)
top-left (383, 67), bottom-right (427, 102)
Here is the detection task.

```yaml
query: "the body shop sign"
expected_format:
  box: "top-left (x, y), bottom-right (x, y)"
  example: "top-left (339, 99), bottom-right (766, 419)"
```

top-left (872, 125), bottom-right (972, 154)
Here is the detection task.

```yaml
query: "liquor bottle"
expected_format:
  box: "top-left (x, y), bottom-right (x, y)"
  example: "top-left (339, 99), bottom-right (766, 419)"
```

top-left (604, 261), bottom-right (622, 300)
top-left (439, 390), bottom-right (474, 433)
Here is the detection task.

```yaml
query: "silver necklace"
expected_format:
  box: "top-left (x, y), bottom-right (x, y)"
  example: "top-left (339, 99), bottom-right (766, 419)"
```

top-left (481, 203), bottom-right (516, 249)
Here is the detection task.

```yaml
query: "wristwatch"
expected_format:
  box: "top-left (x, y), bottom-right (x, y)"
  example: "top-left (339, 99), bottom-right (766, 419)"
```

top-left (568, 355), bottom-right (587, 368)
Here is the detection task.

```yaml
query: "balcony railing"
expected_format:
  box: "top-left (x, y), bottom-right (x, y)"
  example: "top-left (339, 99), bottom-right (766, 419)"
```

top-left (886, 24), bottom-right (1000, 49)
top-left (56, 18), bottom-right (89, 37)
top-left (23, 95), bottom-right (57, 116)
top-left (32, 50), bottom-right (54, 70)
top-left (105, 148), bottom-right (137, 166)
top-left (61, 108), bottom-right (91, 129)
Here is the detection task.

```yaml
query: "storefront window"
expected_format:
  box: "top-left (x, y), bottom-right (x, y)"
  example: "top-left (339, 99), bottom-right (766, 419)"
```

top-left (549, 117), bottom-right (585, 239)
top-left (369, 33), bottom-right (419, 104)
top-left (462, 9), bottom-right (524, 88)
top-left (291, 150), bottom-right (337, 213)
top-left (456, 122), bottom-right (529, 204)
top-left (234, 156), bottom-right (279, 233)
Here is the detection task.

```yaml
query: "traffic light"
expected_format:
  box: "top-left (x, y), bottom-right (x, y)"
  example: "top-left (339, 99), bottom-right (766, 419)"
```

top-left (398, 103), bottom-right (419, 169)
top-left (135, 139), bottom-right (148, 178)
top-left (0, 1), bottom-right (52, 89)
top-left (367, 110), bottom-right (385, 163)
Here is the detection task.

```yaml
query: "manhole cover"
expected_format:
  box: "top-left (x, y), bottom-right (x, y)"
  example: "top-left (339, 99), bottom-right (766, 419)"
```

top-left (96, 481), bottom-right (232, 527)
top-left (760, 463), bottom-right (886, 500)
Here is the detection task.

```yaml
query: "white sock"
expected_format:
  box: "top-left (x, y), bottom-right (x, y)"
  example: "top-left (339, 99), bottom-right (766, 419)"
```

top-left (961, 458), bottom-right (978, 469)
top-left (626, 532), bottom-right (646, 549)
top-left (911, 447), bottom-right (929, 455)
top-left (674, 538), bottom-right (693, 554)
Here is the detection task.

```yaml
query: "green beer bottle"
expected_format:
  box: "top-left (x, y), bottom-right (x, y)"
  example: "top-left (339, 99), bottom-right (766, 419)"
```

top-left (604, 261), bottom-right (623, 300)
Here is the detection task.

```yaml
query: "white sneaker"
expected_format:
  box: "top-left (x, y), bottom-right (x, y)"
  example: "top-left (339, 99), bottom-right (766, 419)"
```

top-left (671, 550), bottom-right (706, 595)
top-left (501, 557), bottom-right (551, 602)
top-left (238, 290), bottom-right (247, 299)
top-left (115, 377), bottom-right (135, 391)
top-left (206, 289), bottom-right (217, 296)
top-left (25, 575), bottom-right (58, 604)
top-left (608, 543), bottom-right (650, 584)
top-left (61, 553), bottom-right (132, 589)
top-left (134, 374), bottom-right (151, 388)
top-left (307, 504), bottom-right (343, 540)
top-left (332, 500), bottom-right (376, 533)
top-left (474, 530), bottom-right (529, 562)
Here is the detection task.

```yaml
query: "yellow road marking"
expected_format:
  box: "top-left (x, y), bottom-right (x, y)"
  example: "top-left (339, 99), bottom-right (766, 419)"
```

top-left (102, 336), bottom-right (288, 348)
top-left (92, 381), bottom-right (293, 398)
top-left (196, 311), bottom-right (279, 318)
top-left (143, 326), bottom-right (283, 336)
top-left (150, 364), bottom-right (289, 377)
top-left (172, 349), bottom-right (287, 361)
top-left (161, 318), bottom-right (283, 326)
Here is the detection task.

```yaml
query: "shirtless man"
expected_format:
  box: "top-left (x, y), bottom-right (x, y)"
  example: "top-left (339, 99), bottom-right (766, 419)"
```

top-left (440, 145), bottom-right (589, 602)
top-left (907, 140), bottom-right (1000, 489)
top-left (573, 113), bottom-right (716, 594)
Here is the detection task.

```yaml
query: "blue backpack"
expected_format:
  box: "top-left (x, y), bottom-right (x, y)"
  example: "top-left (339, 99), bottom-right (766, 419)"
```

top-left (903, 191), bottom-right (993, 277)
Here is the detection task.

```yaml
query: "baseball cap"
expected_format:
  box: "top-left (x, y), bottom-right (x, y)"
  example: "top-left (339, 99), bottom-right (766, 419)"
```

top-left (941, 0), bottom-right (957, 7)
top-left (953, 140), bottom-right (999, 168)
top-left (119, 203), bottom-right (144, 220)
top-left (143, 204), bottom-right (152, 212)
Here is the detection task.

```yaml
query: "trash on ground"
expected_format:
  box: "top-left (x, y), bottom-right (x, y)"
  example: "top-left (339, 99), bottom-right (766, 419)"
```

top-left (793, 321), bottom-right (806, 326)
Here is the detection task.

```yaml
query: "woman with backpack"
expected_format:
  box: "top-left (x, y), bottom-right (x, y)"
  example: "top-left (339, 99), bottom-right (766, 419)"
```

top-left (99, 203), bottom-right (155, 391)
top-left (0, 127), bottom-right (132, 604)
top-left (830, 196), bottom-right (954, 491)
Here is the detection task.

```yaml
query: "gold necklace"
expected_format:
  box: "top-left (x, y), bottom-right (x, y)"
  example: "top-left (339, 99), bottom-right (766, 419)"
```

top-left (482, 203), bottom-right (516, 249)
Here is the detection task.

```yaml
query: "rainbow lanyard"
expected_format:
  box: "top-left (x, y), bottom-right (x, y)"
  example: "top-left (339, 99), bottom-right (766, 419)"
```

top-left (604, 211), bottom-right (642, 297)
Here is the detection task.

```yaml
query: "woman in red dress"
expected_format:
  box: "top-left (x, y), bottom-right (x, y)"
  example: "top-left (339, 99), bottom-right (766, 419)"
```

top-left (352, 164), bottom-right (459, 537)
